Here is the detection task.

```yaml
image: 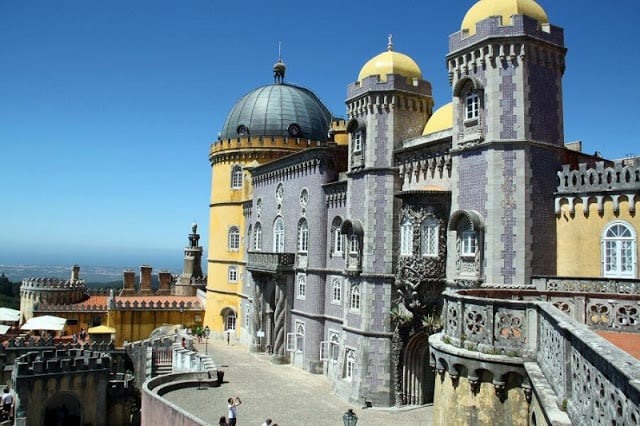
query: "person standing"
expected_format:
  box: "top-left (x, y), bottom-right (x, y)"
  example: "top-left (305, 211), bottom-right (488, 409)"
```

top-left (227, 396), bottom-right (241, 425)
top-left (1, 387), bottom-right (13, 421)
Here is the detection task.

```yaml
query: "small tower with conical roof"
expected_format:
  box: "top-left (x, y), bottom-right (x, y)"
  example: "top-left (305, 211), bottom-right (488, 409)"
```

top-left (445, 0), bottom-right (567, 286)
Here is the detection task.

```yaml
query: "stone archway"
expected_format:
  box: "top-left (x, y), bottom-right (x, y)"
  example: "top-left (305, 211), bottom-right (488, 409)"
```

top-left (43, 392), bottom-right (82, 426)
top-left (402, 332), bottom-right (435, 405)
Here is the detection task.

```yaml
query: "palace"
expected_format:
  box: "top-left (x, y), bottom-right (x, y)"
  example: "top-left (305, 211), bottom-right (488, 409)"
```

top-left (202, 0), bottom-right (640, 424)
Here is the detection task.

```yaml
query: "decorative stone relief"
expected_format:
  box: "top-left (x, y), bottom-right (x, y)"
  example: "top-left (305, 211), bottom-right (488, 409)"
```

top-left (587, 302), bottom-right (611, 327)
top-left (463, 306), bottom-right (487, 343)
top-left (494, 310), bottom-right (525, 344)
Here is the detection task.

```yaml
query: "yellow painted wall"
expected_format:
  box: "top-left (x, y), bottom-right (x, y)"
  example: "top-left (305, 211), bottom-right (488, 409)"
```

top-left (557, 198), bottom-right (640, 277)
top-left (433, 373), bottom-right (528, 426)
top-left (108, 309), bottom-right (203, 347)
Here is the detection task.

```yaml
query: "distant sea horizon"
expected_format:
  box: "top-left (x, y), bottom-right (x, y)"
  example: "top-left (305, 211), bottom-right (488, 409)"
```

top-left (0, 245), bottom-right (197, 283)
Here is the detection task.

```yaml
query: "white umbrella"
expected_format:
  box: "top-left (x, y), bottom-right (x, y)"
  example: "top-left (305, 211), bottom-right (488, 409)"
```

top-left (21, 315), bottom-right (66, 331)
top-left (0, 325), bottom-right (10, 334)
top-left (0, 307), bottom-right (21, 322)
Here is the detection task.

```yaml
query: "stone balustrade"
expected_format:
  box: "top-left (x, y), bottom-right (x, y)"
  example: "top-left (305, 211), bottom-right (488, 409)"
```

top-left (533, 276), bottom-right (640, 295)
top-left (247, 251), bottom-right (295, 273)
top-left (110, 300), bottom-right (202, 310)
top-left (432, 288), bottom-right (640, 425)
top-left (556, 161), bottom-right (640, 194)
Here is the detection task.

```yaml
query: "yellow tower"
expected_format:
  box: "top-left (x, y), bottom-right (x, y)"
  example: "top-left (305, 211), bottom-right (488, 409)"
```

top-left (204, 60), bottom-right (336, 339)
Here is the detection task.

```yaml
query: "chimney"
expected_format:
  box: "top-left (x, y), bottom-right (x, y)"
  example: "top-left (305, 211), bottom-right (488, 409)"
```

top-left (139, 265), bottom-right (153, 294)
top-left (121, 270), bottom-right (136, 296)
top-left (71, 265), bottom-right (80, 281)
top-left (157, 271), bottom-right (172, 295)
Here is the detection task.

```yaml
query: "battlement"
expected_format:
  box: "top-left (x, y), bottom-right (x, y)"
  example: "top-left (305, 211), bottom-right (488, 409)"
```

top-left (14, 348), bottom-right (111, 376)
top-left (35, 301), bottom-right (108, 312)
top-left (20, 277), bottom-right (86, 291)
top-left (210, 135), bottom-right (322, 159)
top-left (557, 160), bottom-right (640, 193)
top-left (110, 299), bottom-right (202, 310)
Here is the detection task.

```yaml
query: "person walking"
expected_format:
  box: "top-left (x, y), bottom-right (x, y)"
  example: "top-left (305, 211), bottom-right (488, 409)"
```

top-left (227, 396), bottom-right (241, 425)
top-left (218, 416), bottom-right (228, 426)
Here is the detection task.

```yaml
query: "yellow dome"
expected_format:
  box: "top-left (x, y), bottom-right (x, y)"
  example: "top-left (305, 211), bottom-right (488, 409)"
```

top-left (461, 0), bottom-right (549, 36)
top-left (357, 50), bottom-right (422, 83)
top-left (423, 103), bottom-right (453, 135)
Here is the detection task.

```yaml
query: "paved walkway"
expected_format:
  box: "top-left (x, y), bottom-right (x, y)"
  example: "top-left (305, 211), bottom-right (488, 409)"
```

top-left (163, 338), bottom-right (433, 425)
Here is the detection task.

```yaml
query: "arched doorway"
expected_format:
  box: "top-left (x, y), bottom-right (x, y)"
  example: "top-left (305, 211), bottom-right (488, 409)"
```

top-left (43, 392), bottom-right (81, 426)
top-left (402, 332), bottom-right (435, 405)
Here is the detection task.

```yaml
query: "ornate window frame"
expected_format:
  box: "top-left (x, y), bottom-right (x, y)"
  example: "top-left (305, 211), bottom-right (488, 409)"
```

top-left (331, 276), bottom-right (342, 304)
top-left (602, 221), bottom-right (637, 278)
top-left (330, 217), bottom-right (344, 257)
top-left (228, 226), bottom-right (240, 251)
top-left (421, 216), bottom-right (439, 257)
top-left (273, 217), bottom-right (285, 253)
top-left (254, 222), bottom-right (262, 251)
top-left (400, 215), bottom-right (414, 256)
top-left (297, 274), bottom-right (306, 300)
top-left (297, 219), bottom-right (309, 253)
top-left (228, 265), bottom-right (238, 283)
top-left (231, 165), bottom-right (243, 189)
top-left (349, 285), bottom-right (361, 312)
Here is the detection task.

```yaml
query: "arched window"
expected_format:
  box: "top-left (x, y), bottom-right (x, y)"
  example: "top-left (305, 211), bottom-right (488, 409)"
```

top-left (295, 321), bottom-right (305, 353)
top-left (331, 277), bottom-right (342, 303)
top-left (460, 219), bottom-right (477, 257)
top-left (330, 217), bottom-right (343, 256)
top-left (329, 331), bottom-right (340, 361)
top-left (400, 216), bottom-right (413, 256)
top-left (231, 165), bottom-right (243, 189)
top-left (297, 274), bottom-right (306, 299)
top-left (228, 226), bottom-right (240, 251)
top-left (421, 217), bottom-right (439, 257)
top-left (273, 217), bottom-right (285, 253)
top-left (465, 89), bottom-right (479, 120)
top-left (254, 222), bottom-right (262, 251)
top-left (350, 285), bottom-right (360, 311)
top-left (349, 234), bottom-right (359, 254)
top-left (603, 221), bottom-right (637, 278)
top-left (224, 311), bottom-right (236, 331)
top-left (297, 219), bottom-right (309, 253)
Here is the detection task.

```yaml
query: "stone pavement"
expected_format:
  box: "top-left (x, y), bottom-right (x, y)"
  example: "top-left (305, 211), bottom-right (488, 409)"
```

top-left (163, 338), bottom-right (433, 426)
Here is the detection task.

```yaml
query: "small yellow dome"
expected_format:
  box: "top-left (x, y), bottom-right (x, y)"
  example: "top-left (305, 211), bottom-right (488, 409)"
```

top-left (423, 103), bottom-right (453, 135)
top-left (357, 49), bottom-right (422, 83)
top-left (461, 0), bottom-right (549, 36)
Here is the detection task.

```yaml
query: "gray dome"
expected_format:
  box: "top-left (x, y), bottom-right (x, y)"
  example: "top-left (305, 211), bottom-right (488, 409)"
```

top-left (219, 83), bottom-right (332, 142)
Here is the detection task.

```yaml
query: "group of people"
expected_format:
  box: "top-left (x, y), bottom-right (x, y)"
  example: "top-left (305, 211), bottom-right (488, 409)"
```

top-left (217, 396), bottom-right (277, 426)
top-left (195, 325), bottom-right (210, 343)
top-left (71, 327), bottom-right (88, 344)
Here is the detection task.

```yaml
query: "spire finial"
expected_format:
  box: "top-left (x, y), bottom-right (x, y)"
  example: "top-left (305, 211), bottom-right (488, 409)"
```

top-left (387, 33), bottom-right (393, 51)
top-left (273, 41), bottom-right (286, 83)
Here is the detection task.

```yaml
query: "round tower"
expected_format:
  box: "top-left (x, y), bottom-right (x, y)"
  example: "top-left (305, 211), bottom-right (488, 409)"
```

top-left (205, 61), bottom-right (334, 338)
top-left (20, 265), bottom-right (87, 321)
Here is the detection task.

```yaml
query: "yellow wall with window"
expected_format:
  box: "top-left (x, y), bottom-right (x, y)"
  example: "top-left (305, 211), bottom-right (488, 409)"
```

top-left (557, 197), bottom-right (639, 278)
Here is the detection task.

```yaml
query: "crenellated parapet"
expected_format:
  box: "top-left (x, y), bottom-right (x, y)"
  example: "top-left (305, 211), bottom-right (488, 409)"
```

top-left (209, 135), bottom-right (322, 165)
top-left (555, 161), bottom-right (639, 215)
top-left (20, 277), bottom-right (86, 291)
top-left (110, 299), bottom-right (202, 311)
top-left (36, 301), bottom-right (108, 312)
top-left (13, 348), bottom-right (111, 376)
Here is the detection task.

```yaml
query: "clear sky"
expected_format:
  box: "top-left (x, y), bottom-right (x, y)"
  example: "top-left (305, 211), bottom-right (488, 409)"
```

top-left (1, 0), bottom-right (638, 269)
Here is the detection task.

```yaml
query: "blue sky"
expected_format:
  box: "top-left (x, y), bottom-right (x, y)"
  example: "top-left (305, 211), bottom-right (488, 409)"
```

top-left (0, 0), bottom-right (638, 268)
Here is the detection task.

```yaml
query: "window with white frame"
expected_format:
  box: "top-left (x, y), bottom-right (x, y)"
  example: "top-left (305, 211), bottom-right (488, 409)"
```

top-left (421, 217), bottom-right (439, 257)
top-left (273, 217), bottom-right (285, 253)
top-left (225, 312), bottom-right (236, 331)
top-left (228, 226), bottom-right (240, 251)
top-left (460, 219), bottom-right (477, 257)
top-left (350, 285), bottom-right (360, 311)
top-left (400, 216), bottom-right (413, 256)
top-left (603, 221), bottom-right (637, 278)
top-left (228, 265), bottom-right (238, 282)
top-left (330, 331), bottom-right (340, 361)
top-left (231, 165), bottom-right (243, 189)
top-left (352, 130), bottom-right (363, 152)
top-left (331, 277), bottom-right (342, 304)
top-left (331, 217), bottom-right (343, 256)
top-left (297, 219), bottom-right (309, 253)
top-left (297, 274), bottom-right (306, 299)
top-left (254, 222), bottom-right (262, 251)
top-left (349, 234), bottom-right (359, 254)
top-left (345, 349), bottom-right (356, 381)
top-left (465, 89), bottom-right (479, 120)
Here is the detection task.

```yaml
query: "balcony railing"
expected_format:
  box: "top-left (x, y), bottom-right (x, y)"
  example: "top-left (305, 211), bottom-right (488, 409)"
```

top-left (247, 251), bottom-right (295, 274)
